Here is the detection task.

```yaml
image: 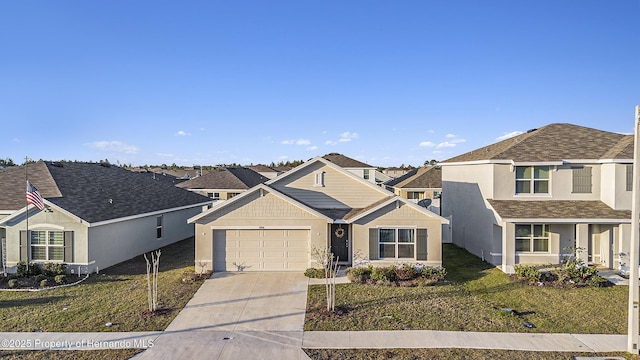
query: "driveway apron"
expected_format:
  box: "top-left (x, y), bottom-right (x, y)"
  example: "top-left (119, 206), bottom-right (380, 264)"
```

top-left (134, 272), bottom-right (310, 360)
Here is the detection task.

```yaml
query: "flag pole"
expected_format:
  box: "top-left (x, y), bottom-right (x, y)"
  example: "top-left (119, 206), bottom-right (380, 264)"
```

top-left (628, 105), bottom-right (640, 354)
top-left (24, 156), bottom-right (29, 273)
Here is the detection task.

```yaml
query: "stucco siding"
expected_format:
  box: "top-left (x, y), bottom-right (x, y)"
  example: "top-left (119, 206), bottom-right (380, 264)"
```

top-left (87, 206), bottom-right (200, 273)
top-left (1, 208), bottom-right (89, 270)
top-left (271, 162), bottom-right (388, 208)
top-left (352, 202), bottom-right (443, 267)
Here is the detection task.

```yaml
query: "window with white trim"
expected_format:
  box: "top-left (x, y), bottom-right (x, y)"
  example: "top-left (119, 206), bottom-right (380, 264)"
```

top-left (515, 166), bottom-right (549, 194)
top-left (379, 228), bottom-right (415, 259)
top-left (30, 230), bottom-right (64, 261)
top-left (363, 169), bottom-right (370, 180)
top-left (156, 215), bottom-right (163, 239)
top-left (515, 224), bottom-right (549, 252)
top-left (406, 191), bottom-right (423, 200)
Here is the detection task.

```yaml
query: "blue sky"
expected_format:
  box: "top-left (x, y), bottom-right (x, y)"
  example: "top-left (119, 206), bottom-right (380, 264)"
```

top-left (1, 1), bottom-right (638, 167)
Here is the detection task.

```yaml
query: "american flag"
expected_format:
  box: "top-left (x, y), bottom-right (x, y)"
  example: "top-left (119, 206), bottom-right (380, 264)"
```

top-left (26, 181), bottom-right (45, 211)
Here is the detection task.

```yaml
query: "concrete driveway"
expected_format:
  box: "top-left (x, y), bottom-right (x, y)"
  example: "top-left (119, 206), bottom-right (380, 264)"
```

top-left (134, 272), bottom-right (310, 360)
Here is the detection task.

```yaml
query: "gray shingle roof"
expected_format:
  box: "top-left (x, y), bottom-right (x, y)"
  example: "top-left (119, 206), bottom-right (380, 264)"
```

top-left (443, 123), bottom-right (632, 163)
top-left (0, 161), bottom-right (211, 223)
top-left (0, 162), bottom-right (61, 210)
top-left (384, 168), bottom-right (418, 187)
top-left (487, 200), bottom-right (631, 220)
top-left (322, 153), bottom-right (374, 168)
top-left (176, 167), bottom-right (268, 190)
top-left (387, 167), bottom-right (441, 189)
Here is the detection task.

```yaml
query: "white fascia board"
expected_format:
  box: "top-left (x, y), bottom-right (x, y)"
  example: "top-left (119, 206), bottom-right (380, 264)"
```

top-left (188, 185), bottom-right (260, 223)
top-left (439, 160), bottom-right (513, 166)
top-left (599, 159), bottom-right (633, 164)
top-left (347, 197), bottom-right (449, 224)
top-left (398, 187), bottom-right (442, 191)
top-left (561, 159), bottom-right (604, 164)
top-left (210, 225), bottom-right (312, 230)
top-left (265, 156), bottom-right (325, 185)
top-left (502, 218), bottom-right (630, 224)
top-left (90, 202), bottom-right (212, 227)
top-left (512, 161), bottom-right (564, 166)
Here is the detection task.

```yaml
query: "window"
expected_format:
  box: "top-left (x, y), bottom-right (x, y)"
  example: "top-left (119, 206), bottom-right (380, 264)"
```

top-left (379, 228), bottom-right (415, 259)
top-left (156, 215), bottom-right (163, 239)
top-left (572, 166), bottom-right (592, 193)
top-left (515, 166), bottom-right (549, 194)
top-left (515, 224), bottom-right (549, 252)
top-left (314, 170), bottom-right (325, 187)
top-left (407, 192), bottom-right (423, 200)
top-left (433, 191), bottom-right (442, 199)
top-left (30, 230), bottom-right (64, 261)
top-left (207, 192), bottom-right (220, 200)
top-left (363, 169), bottom-right (370, 180)
top-left (627, 165), bottom-right (633, 192)
top-left (227, 192), bottom-right (240, 199)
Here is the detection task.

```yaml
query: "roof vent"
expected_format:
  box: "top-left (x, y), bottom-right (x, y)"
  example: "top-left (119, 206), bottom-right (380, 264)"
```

top-left (526, 128), bottom-right (538, 133)
top-left (51, 162), bottom-right (64, 168)
top-left (100, 162), bottom-right (111, 168)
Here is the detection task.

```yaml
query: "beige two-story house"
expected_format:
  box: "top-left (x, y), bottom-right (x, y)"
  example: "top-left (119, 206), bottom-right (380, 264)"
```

top-left (440, 123), bottom-right (633, 273)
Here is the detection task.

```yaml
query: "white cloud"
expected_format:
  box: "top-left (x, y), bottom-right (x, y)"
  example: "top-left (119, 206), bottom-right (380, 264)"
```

top-left (282, 139), bottom-right (311, 145)
top-left (496, 131), bottom-right (524, 141)
top-left (437, 142), bottom-right (457, 148)
top-left (419, 141), bottom-right (436, 147)
top-left (88, 140), bottom-right (138, 154)
top-left (279, 155), bottom-right (288, 160)
top-left (445, 133), bottom-right (457, 139)
top-left (451, 138), bottom-right (466, 144)
top-left (325, 140), bottom-right (337, 146)
top-left (307, 145), bottom-right (318, 151)
top-left (339, 131), bottom-right (359, 142)
top-left (175, 130), bottom-right (190, 136)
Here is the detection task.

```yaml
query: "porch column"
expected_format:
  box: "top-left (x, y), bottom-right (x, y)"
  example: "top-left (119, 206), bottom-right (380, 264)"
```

top-left (576, 224), bottom-right (589, 264)
top-left (502, 222), bottom-right (515, 274)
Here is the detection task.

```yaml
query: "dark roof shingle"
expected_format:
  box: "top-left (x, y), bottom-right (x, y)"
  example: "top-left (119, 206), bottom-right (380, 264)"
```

top-left (487, 200), bottom-right (631, 220)
top-left (176, 167), bottom-right (268, 190)
top-left (322, 153), bottom-right (374, 168)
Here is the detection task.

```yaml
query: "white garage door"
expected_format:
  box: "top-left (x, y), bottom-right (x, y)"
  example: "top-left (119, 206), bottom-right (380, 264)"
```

top-left (213, 229), bottom-right (309, 271)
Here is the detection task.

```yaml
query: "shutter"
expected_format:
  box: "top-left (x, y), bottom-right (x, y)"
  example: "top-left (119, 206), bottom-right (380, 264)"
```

top-left (572, 167), bottom-right (592, 193)
top-left (64, 231), bottom-right (73, 263)
top-left (368, 228), bottom-right (378, 260)
top-left (416, 228), bottom-right (428, 261)
top-left (19, 230), bottom-right (28, 261)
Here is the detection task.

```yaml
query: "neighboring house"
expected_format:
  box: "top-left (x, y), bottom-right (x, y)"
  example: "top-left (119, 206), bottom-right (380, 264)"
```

top-left (384, 167), bottom-right (411, 178)
top-left (246, 165), bottom-right (280, 180)
top-left (176, 167), bottom-right (269, 201)
top-left (188, 156), bottom-right (448, 272)
top-left (440, 123), bottom-right (633, 274)
top-left (156, 167), bottom-right (202, 180)
top-left (0, 161), bottom-right (212, 273)
top-left (385, 166), bottom-right (442, 214)
top-left (322, 153), bottom-right (378, 184)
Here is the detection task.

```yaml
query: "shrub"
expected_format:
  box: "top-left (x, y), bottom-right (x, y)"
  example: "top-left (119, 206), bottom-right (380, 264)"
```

top-left (345, 266), bottom-right (371, 284)
top-left (420, 266), bottom-right (447, 281)
top-left (54, 275), bottom-right (66, 285)
top-left (514, 265), bottom-right (542, 283)
top-left (394, 264), bottom-right (417, 281)
top-left (40, 279), bottom-right (49, 288)
top-left (42, 263), bottom-right (67, 277)
top-left (371, 266), bottom-right (396, 283)
top-left (7, 279), bottom-right (18, 288)
top-left (34, 274), bottom-right (47, 283)
top-left (16, 261), bottom-right (41, 277)
top-left (304, 268), bottom-right (326, 278)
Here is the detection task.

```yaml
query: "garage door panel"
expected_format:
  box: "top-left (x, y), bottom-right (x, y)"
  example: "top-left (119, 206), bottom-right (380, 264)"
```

top-left (213, 229), bottom-right (309, 272)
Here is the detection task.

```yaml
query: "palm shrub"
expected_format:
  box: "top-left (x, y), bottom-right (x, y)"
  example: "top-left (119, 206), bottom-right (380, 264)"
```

top-left (514, 265), bottom-right (542, 283)
top-left (345, 266), bottom-right (371, 283)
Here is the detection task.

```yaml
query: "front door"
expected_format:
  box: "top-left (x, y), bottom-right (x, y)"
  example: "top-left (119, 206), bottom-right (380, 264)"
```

top-left (330, 224), bottom-right (350, 264)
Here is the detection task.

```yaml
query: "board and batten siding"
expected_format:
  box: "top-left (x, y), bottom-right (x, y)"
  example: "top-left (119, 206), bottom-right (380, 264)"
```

top-left (352, 202), bottom-right (443, 267)
top-left (271, 162), bottom-right (388, 209)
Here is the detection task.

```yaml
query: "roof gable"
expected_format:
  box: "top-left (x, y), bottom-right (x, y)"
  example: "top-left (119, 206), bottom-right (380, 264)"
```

top-left (322, 153), bottom-right (375, 168)
top-left (267, 157), bottom-right (391, 209)
top-left (0, 161), bottom-right (62, 211)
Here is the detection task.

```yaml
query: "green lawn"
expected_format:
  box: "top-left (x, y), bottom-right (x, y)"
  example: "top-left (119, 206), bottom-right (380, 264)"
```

top-left (0, 237), bottom-right (208, 332)
top-left (0, 349), bottom-right (141, 360)
top-left (305, 244), bottom-right (629, 333)
top-left (305, 349), bottom-right (640, 360)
